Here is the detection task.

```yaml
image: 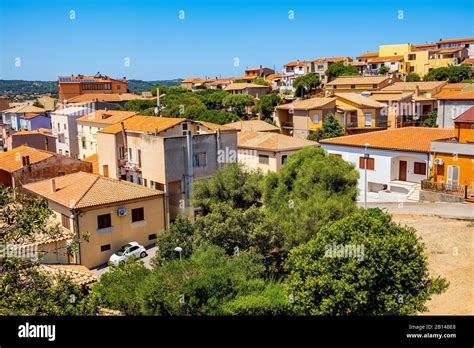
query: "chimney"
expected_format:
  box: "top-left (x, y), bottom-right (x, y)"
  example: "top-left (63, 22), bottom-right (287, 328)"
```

top-left (22, 156), bottom-right (30, 166)
top-left (51, 178), bottom-right (57, 193)
top-left (415, 85), bottom-right (420, 97)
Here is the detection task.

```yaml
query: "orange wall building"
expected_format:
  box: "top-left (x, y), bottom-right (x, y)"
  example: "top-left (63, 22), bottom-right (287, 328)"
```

top-left (58, 73), bottom-right (128, 101)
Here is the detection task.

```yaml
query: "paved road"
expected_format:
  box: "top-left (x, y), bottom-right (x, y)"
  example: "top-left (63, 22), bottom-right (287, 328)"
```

top-left (360, 201), bottom-right (474, 219)
top-left (92, 244), bottom-right (157, 278)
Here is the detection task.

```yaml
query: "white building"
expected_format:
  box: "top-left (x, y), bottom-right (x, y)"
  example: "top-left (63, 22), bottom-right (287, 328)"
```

top-left (51, 106), bottom-right (93, 158)
top-left (319, 127), bottom-right (454, 202)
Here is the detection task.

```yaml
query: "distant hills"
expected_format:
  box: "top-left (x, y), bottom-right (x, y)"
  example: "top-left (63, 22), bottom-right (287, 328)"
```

top-left (0, 79), bottom-right (182, 99)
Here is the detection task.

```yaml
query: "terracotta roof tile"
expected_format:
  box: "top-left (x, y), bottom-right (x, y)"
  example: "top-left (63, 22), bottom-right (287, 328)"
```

top-left (225, 120), bottom-right (280, 132)
top-left (326, 76), bottom-right (389, 86)
top-left (277, 97), bottom-right (336, 111)
top-left (99, 115), bottom-right (186, 135)
top-left (368, 55), bottom-right (404, 63)
top-left (3, 105), bottom-right (46, 113)
top-left (238, 131), bottom-right (318, 152)
top-left (39, 265), bottom-right (97, 286)
top-left (454, 106), bottom-right (474, 123)
top-left (0, 146), bottom-right (54, 172)
top-left (335, 93), bottom-right (384, 108)
top-left (65, 93), bottom-right (151, 103)
top-left (382, 81), bottom-right (448, 92)
top-left (438, 37), bottom-right (474, 44)
top-left (319, 127), bottom-right (454, 153)
top-left (77, 110), bottom-right (137, 125)
top-left (23, 171), bottom-right (164, 209)
top-left (224, 83), bottom-right (268, 91)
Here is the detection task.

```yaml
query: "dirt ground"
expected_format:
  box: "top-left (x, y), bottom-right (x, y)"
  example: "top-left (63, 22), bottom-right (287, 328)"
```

top-left (391, 214), bottom-right (474, 315)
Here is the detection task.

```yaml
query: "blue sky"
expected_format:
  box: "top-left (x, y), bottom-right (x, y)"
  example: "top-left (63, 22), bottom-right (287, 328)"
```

top-left (1, 0), bottom-right (473, 81)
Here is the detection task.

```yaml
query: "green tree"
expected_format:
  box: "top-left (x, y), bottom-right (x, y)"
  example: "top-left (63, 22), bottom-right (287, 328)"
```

top-left (160, 93), bottom-right (207, 119)
top-left (263, 147), bottom-right (358, 250)
top-left (422, 110), bottom-right (438, 128)
top-left (285, 208), bottom-right (448, 315)
top-left (152, 215), bottom-right (196, 267)
top-left (222, 94), bottom-right (254, 119)
top-left (197, 110), bottom-right (239, 124)
top-left (196, 89), bottom-right (229, 110)
top-left (378, 66), bottom-right (390, 75)
top-left (406, 72), bottom-right (421, 82)
top-left (90, 258), bottom-right (150, 315)
top-left (193, 163), bottom-right (263, 214)
top-left (123, 99), bottom-right (157, 114)
top-left (307, 113), bottom-right (344, 141)
top-left (253, 77), bottom-right (270, 86)
top-left (326, 62), bottom-right (359, 81)
top-left (138, 245), bottom-right (284, 315)
top-left (293, 73), bottom-right (321, 98)
top-left (424, 64), bottom-right (471, 83)
top-left (253, 93), bottom-right (283, 122)
top-left (0, 259), bottom-right (98, 315)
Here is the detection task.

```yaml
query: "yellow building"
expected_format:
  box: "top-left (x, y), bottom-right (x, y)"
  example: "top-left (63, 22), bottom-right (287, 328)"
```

top-left (23, 171), bottom-right (166, 269)
top-left (334, 93), bottom-right (386, 132)
top-left (76, 110), bottom-right (137, 159)
top-left (430, 106), bottom-right (474, 201)
top-left (377, 43), bottom-right (468, 77)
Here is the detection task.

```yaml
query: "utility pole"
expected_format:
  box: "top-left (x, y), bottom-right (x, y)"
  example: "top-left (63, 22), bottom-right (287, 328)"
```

top-left (364, 143), bottom-right (370, 209)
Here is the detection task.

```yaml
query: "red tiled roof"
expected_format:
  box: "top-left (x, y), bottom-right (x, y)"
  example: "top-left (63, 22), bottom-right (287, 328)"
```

top-left (455, 106), bottom-right (474, 123)
top-left (319, 127), bottom-right (454, 153)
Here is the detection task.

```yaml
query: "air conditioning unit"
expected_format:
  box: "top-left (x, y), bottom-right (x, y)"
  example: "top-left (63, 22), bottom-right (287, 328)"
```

top-left (434, 158), bottom-right (444, 165)
top-left (117, 208), bottom-right (128, 217)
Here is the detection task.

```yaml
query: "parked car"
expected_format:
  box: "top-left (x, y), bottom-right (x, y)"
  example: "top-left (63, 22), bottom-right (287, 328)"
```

top-left (109, 242), bottom-right (147, 266)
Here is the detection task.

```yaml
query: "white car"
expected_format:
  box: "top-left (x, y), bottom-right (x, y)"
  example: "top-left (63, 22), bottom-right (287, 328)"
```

top-left (109, 242), bottom-right (148, 266)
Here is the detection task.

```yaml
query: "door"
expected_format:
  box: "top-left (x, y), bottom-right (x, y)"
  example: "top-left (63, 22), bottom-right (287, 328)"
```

top-left (447, 165), bottom-right (460, 188)
top-left (399, 161), bottom-right (407, 181)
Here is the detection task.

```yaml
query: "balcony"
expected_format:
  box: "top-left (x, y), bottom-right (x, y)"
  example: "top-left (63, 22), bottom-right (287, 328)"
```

top-left (280, 121), bottom-right (294, 129)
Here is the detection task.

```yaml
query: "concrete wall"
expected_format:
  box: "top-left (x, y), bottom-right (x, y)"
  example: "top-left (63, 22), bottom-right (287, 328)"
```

top-left (9, 133), bottom-right (56, 152)
top-left (12, 156), bottom-right (92, 189)
top-left (437, 100), bottom-right (474, 128)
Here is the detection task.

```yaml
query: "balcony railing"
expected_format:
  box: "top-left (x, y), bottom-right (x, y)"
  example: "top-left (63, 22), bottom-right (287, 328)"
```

top-left (280, 121), bottom-right (294, 128)
top-left (421, 179), bottom-right (472, 198)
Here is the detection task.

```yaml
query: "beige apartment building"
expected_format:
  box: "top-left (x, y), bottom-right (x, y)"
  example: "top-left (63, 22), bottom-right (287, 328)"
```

top-left (238, 131), bottom-right (318, 173)
top-left (325, 76), bottom-right (399, 94)
top-left (96, 116), bottom-right (238, 221)
top-left (76, 110), bottom-right (137, 159)
top-left (275, 97), bottom-right (337, 138)
top-left (23, 171), bottom-right (165, 269)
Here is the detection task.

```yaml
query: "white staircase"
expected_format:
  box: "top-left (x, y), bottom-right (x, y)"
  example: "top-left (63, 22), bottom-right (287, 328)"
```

top-left (407, 184), bottom-right (421, 201)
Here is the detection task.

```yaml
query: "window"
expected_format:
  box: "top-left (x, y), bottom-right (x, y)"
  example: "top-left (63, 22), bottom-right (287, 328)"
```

top-left (101, 244), bottom-right (111, 252)
top-left (350, 85), bottom-right (355, 89)
top-left (359, 157), bottom-right (375, 170)
top-left (414, 162), bottom-right (426, 175)
top-left (81, 137), bottom-right (86, 149)
top-left (182, 123), bottom-right (188, 131)
top-left (193, 153), bottom-right (207, 167)
top-left (372, 84), bottom-right (377, 89)
top-left (138, 149), bottom-right (142, 167)
top-left (312, 115), bottom-right (319, 124)
top-left (410, 66), bottom-right (415, 72)
top-left (408, 54), bottom-right (416, 60)
top-left (259, 154), bottom-right (270, 165)
top-left (119, 147), bottom-right (126, 159)
top-left (364, 113), bottom-right (372, 127)
top-left (97, 213), bottom-right (112, 229)
top-left (281, 155), bottom-right (288, 165)
top-left (129, 148), bottom-right (133, 161)
top-left (61, 214), bottom-right (70, 230)
top-left (132, 208), bottom-right (145, 222)
top-left (148, 233), bottom-right (157, 240)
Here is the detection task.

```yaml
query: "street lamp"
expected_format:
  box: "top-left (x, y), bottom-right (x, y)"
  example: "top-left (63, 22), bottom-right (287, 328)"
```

top-left (174, 246), bottom-right (183, 260)
top-left (364, 143), bottom-right (370, 209)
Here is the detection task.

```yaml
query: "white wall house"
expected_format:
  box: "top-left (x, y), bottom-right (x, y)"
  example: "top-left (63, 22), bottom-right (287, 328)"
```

top-left (51, 106), bottom-right (93, 158)
top-left (319, 127), bottom-right (454, 201)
